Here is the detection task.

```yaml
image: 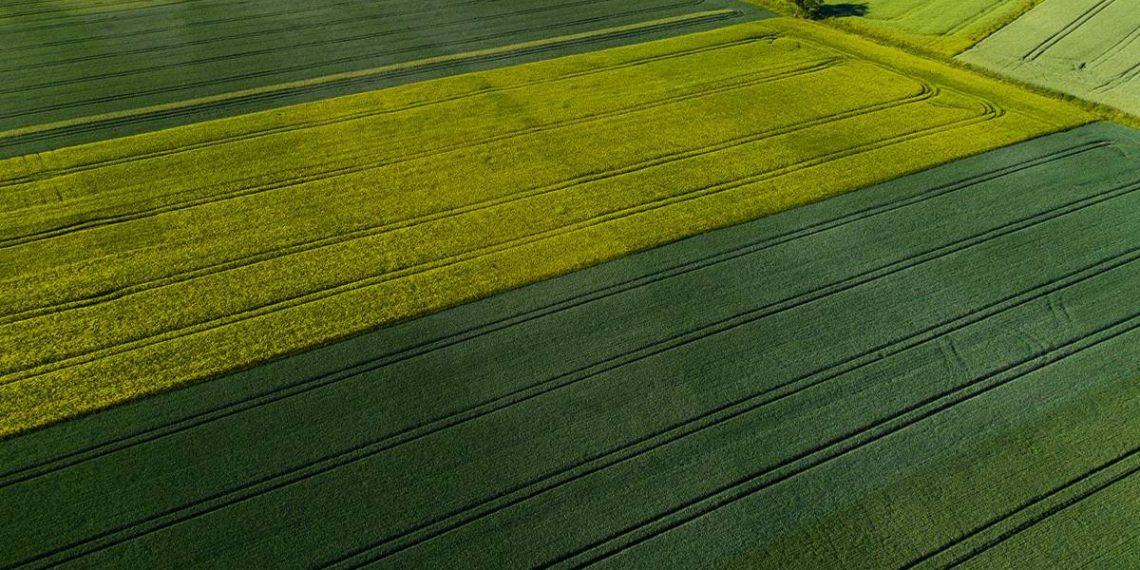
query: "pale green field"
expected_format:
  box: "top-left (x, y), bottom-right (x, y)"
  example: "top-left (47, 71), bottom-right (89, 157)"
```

top-left (748, 0), bottom-right (1045, 55)
top-left (961, 0), bottom-right (1140, 118)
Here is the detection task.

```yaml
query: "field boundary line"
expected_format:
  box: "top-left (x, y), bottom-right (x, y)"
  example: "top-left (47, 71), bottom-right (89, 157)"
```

top-left (0, 140), bottom-right (1108, 487)
top-left (0, 8), bottom-right (740, 143)
top-left (6, 147), bottom-right (1130, 570)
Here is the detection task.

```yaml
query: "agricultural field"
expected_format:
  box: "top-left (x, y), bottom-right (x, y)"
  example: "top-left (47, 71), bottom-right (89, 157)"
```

top-left (4, 1), bottom-right (1140, 568)
top-left (0, 0), bottom-right (771, 157)
top-left (961, 0), bottom-right (1140, 118)
top-left (0, 19), bottom-right (1087, 438)
top-left (748, 0), bottom-right (1043, 55)
top-left (4, 122), bottom-right (1140, 568)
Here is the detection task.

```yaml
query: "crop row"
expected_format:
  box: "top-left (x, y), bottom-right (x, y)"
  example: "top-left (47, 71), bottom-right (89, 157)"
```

top-left (2, 122), bottom-right (1136, 568)
top-left (961, 0), bottom-right (1140, 117)
top-left (0, 0), bottom-right (767, 154)
top-left (0, 20), bottom-right (1088, 438)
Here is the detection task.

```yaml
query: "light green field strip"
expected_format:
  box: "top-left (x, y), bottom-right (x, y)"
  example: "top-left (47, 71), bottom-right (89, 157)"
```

top-left (0, 18), bottom-right (1088, 437)
top-left (961, 0), bottom-right (1140, 119)
top-left (747, 0), bottom-right (1045, 56)
top-left (1, 122), bottom-right (1137, 568)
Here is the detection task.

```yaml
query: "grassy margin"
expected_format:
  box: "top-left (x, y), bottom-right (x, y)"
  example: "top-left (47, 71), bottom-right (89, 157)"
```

top-left (742, 5), bottom-right (1140, 128)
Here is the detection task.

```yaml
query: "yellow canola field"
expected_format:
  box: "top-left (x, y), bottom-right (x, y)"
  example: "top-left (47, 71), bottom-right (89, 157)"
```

top-left (0, 18), bottom-right (1089, 437)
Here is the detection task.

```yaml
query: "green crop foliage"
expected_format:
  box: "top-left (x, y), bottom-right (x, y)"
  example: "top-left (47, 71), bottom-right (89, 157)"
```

top-left (0, 0), bottom-right (770, 156)
top-left (3, 122), bottom-right (1138, 568)
top-left (0, 18), bottom-right (1090, 438)
top-left (748, 0), bottom-right (1046, 56)
top-left (961, 0), bottom-right (1140, 120)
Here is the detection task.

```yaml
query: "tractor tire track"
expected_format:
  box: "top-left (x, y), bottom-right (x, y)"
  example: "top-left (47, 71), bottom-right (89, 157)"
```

top-left (0, 0), bottom-right (704, 100)
top-left (539, 302), bottom-right (1140, 569)
top-left (0, 64), bottom-right (919, 327)
top-left (902, 444), bottom-right (1140, 569)
top-left (322, 229), bottom-right (1140, 569)
top-left (0, 52), bottom-right (831, 249)
top-left (17, 135), bottom-right (1138, 570)
top-left (0, 140), bottom-right (1107, 491)
top-left (1023, 0), bottom-right (1115, 61)
top-left (0, 94), bottom-right (999, 387)
top-left (0, 35), bottom-right (775, 192)
top-left (0, 9), bottom-right (745, 156)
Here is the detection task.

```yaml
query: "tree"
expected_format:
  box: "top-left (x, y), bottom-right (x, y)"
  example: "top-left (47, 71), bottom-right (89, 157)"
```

top-left (791, 0), bottom-right (824, 18)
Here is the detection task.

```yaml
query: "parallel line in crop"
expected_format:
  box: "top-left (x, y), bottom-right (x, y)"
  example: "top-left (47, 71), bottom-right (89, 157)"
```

top-left (943, 461), bottom-right (1140, 567)
top-left (0, 35), bottom-right (772, 191)
top-left (320, 220), bottom-right (1140, 569)
top-left (0, 140), bottom-right (1106, 490)
top-left (0, 51), bottom-right (828, 248)
top-left (0, 93), bottom-right (1001, 387)
top-left (0, 0), bottom-right (189, 21)
top-left (0, 0), bottom-right (482, 31)
top-left (1086, 19), bottom-right (1140, 69)
top-left (1094, 58), bottom-right (1140, 93)
top-left (0, 0), bottom-right (195, 11)
top-left (10, 142), bottom-right (1129, 570)
top-left (2, 0), bottom-right (390, 41)
top-left (876, 0), bottom-right (957, 25)
top-left (3, 62), bottom-right (928, 327)
top-left (1, 0), bottom-right (623, 72)
top-left (903, 445), bottom-right (1140, 569)
top-left (0, 0), bottom-right (704, 100)
top-left (539, 290), bottom-right (1140, 569)
top-left (0, 9), bottom-right (743, 152)
top-left (872, 0), bottom-right (929, 22)
top-left (942, 0), bottom-right (1012, 35)
top-left (1022, 0), bottom-right (1116, 61)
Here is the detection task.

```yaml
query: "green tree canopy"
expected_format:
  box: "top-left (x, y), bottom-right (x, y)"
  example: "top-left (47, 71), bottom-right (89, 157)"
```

top-left (791, 0), bottom-right (823, 18)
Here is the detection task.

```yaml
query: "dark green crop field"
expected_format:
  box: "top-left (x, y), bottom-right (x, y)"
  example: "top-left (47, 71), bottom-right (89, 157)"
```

top-left (0, 0), bottom-right (770, 157)
top-left (4, 121), bottom-right (1138, 569)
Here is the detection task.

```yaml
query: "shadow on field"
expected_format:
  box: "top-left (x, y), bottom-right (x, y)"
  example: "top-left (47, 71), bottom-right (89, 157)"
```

top-left (820, 3), bottom-right (869, 18)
